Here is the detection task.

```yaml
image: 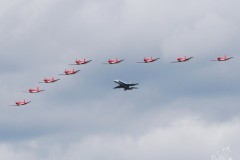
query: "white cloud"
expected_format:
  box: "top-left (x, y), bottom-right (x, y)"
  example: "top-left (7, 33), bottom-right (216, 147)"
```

top-left (0, 0), bottom-right (240, 159)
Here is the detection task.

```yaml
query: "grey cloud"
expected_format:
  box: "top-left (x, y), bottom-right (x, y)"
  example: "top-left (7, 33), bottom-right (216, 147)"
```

top-left (1, 118), bottom-right (240, 160)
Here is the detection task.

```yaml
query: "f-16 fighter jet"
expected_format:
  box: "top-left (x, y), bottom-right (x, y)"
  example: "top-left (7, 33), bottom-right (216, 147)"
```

top-left (59, 69), bottom-right (80, 75)
top-left (211, 55), bottom-right (233, 61)
top-left (113, 80), bottom-right (139, 91)
top-left (103, 58), bottom-right (124, 64)
top-left (10, 100), bottom-right (31, 106)
top-left (171, 56), bottom-right (193, 63)
top-left (25, 87), bottom-right (44, 93)
top-left (39, 77), bottom-right (60, 83)
top-left (137, 57), bottom-right (160, 63)
top-left (70, 59), bottom-right (92, 65)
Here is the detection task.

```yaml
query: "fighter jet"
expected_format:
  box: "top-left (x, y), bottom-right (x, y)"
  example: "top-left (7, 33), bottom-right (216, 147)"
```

top-left (39, 77), bottom-right (60, 83)
top-left (113, 80), bottom-right (139, 91)
top-left (171, 56), bottom-right (193, 63)
top-left (10, 100), bottom-right (31, 106)
top-left (59, 69), bottom-right (80, 75)
top-left (103, 58), bottom-right (124, 64)
top-left (70, 59), bottom-right (92, 65)
top-left (137, 57), bottom-right (160, 63)
top-left (24, 87), bottom-right (44, 93)
top-left (211, 55), bottom-right (233, 61)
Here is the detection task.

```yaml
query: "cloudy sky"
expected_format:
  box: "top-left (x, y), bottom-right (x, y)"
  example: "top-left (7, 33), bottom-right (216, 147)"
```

top-left (1, 0), bottom-right (240, 159)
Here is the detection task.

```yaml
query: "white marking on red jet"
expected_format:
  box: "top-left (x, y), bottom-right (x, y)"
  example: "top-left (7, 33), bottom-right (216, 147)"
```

top-left (171, 56), bottom-right (193, 63)
top-left (103, 58), bottom-right (124, 64)
top-left (113, 80), bottom-right (139, 91)
top-left (137, 57), bottom-right (160, 63)
top-left (39, 77), bottom-right (60, 83)
top-left (70, 59), bottom-right (92, 65)
top-left (59, 69), bottom-right (80, 75)
top-left (211, 55), bottom-right (233, 61)
top-left (25, 87), bottom-right (44, 93)
top-left (10, 100), bottom-right (31, 106)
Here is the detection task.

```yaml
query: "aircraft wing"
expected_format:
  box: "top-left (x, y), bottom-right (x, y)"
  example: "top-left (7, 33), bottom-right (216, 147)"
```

top-left (113, 85), bottom-right (122, 89)
top-left (24, 101), bottom-right (31, 105)
top-left (118, 59), bottom-right (124, 62)
top-left (86, 60), bottom-right (92, 63)
top-left (130, 86), bottom-right (138, 89)
top-left (127, 83), bottom-right (139, 86)
top-left (226, 57), bottom-right (233, 60)
top-left (151, 58), bottom-right (160, 62)
top-left (75, 70), bottom-right (81, 73)
top-left (170, 61), bottom-right (180, 63)
top-left (114, 80), bottom-right (128, 86)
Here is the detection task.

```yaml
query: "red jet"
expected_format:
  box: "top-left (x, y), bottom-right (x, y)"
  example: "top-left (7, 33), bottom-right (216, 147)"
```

top-left (39, 77), bottom-right (60, 83)
top-left (70, 59), bottom-right (92, 65)
top-left (10, 100), bottom-right (31, 106)
top-left (26, 87), bottom-right (44, 93)
top-left (104, 58), bottom-right (124, 64)
top-left (171, 56), bottom-right (193, 63)
top-left (211, 55), bottom-right (233, 61)
top-left (59, 69), bottom-right (80, 75)
top-left (137, 57), bottom-right (160, 63)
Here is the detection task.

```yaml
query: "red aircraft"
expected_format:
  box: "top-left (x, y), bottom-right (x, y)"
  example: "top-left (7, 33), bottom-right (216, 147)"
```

top-left (10, 100), bottom-right (31, 106)
top-left (59, 69), bottom-right (80, 75)
top-left (211, 55), bottom-right (233, 61)
top-left (171, 56), bottom-right (193, 63)
top-left (25, 87), bottom-right (44, 93)
top-left (70, 59), bottom-right (92, 65)
top-left (137, 57), bottom-right (160, 63)
top-left (104, 58), bottom-right (124, 64)
top-left (39, 77), bottom-right (60, 83)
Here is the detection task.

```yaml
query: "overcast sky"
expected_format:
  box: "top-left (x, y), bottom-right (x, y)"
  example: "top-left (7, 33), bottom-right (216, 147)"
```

top-left (0, 0), bottom-right (240, 159)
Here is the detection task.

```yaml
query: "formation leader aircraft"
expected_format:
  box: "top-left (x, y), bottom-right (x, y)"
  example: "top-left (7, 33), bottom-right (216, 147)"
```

top-left (171, 56), bottom-right (193, 63)
top-left (211, 55), bottom-right (233, 61)
top-left (113, 80), bottom-right (139, 91)
top-left (137, 57), bottom-right (160, 63)
top-left (10, 100), bottom-right (31, 106)
top-left (59, 69), bottom-right (80, 75)
top-left (26, 87), bottom-right (44, 93)
top-left (70, 59), bottom-right (92, 65)
top-left (39, 77), bottom-right (60, 83)
top-left (104, 58), bottom-right (124, 64)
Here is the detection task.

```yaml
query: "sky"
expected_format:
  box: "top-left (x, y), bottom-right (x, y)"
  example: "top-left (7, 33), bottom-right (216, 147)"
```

top-left (0, 0), bottom-right (240, 159)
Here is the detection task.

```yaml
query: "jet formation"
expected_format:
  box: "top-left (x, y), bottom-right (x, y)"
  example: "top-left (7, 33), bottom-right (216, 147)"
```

top-left (11, 55), bottom-right (234, 106)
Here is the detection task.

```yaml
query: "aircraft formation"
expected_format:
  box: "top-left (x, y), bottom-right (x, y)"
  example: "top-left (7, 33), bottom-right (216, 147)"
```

top-left (11, 55), bottom-right (234, 106)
